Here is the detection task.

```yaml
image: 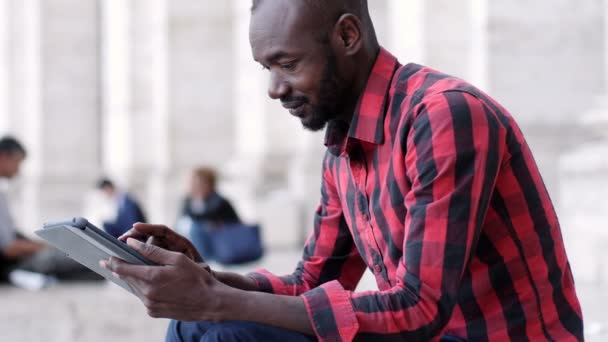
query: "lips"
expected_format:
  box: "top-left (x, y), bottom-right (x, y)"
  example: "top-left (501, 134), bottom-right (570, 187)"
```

top-left (281, 101), bottom-right (306, 117)
top-left (281, 101), bottom-right (305, 110)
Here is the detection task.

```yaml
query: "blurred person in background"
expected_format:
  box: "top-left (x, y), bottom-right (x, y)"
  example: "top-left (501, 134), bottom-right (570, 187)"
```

top-left (0, 136), bottom-right (101, 285)
top-left (179, 167), bottom-right (241, 260)
top-left (97, 178), bottom-right (147, 238)
top-left (103, 0), bottom-right (584, 341)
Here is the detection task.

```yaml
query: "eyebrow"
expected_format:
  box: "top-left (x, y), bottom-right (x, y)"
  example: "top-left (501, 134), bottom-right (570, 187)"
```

top-left (266, 51), bottom-right (290, 63)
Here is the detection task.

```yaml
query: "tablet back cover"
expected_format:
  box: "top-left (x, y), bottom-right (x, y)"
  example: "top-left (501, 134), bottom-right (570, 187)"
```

top-left (35, 225), bottom-right (139, 293)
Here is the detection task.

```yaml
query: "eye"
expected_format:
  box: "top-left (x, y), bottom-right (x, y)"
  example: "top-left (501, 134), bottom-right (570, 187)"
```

top-left (280, 61), bottom-right (297, 71)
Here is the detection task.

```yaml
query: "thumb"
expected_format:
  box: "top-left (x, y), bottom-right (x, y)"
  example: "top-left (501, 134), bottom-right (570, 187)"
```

top-left (126, 238), bottom-right (179, 265)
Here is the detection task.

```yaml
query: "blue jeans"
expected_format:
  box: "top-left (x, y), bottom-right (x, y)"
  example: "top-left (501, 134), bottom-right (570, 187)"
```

top-left (166, 320), bottom-right (468, 341)
top-left (166, 320), bottom-right (316, 342)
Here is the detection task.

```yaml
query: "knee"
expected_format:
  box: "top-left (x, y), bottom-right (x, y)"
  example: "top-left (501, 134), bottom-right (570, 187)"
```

top-left (166, 320), bottom-right (217, 342)
top-left (165, 320), bottom-right (181, 342)
top-left (203, 322), bottom-right (254, 342)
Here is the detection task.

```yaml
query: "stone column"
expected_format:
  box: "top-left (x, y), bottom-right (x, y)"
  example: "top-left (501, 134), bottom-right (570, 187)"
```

top-left (0, 0), bottom-right (7, 132)
top-left (560, 111), bottom-right (608, 285)
top-left (100, 0), bottom-right (172, 224)
top-left (221, 0), bottom-right (266, 223)
top-left (167, 1), bottom-right (235, 168)
top-left (3, 0), bottom-right (38, 232)
top-left (385, 0), bottom-right (426, 66)
top-left (558, 0), bottom-right (608, 286)
top-left (101, 0), bottom-right (132, 186)
top-left (5, 0), bottom-right (101, 231)
top-left (153, 1), bottom-right (239, 226)
top-left (131, 0), bottom-right (172, 224)
top-left (383, 0), bottom-right (487, 86)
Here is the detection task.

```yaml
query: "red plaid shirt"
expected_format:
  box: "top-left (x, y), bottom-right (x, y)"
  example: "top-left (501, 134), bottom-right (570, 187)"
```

top-left (250, 48), bottom-right (583, 341)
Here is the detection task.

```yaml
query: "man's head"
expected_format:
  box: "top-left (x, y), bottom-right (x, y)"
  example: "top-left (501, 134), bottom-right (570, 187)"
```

top-left (250, 0), bottom-right (379, 131)
top-left (0, 136), bottom-right (26, 179)
top-left (190, 167), bottom-right (217, 200)
top-left (96, 178), bottom-right (116, 198)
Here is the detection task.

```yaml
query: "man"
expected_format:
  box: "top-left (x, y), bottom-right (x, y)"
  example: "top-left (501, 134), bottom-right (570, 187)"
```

top-left (0, 136), bottom-right (100, 282)
top-left (102, 1), bottom-right (584, 341)
top-left (97, 178), bottom-right (147, 238)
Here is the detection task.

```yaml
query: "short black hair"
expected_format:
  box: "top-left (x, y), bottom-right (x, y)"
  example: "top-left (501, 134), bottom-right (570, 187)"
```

top-left (0, 136), bottom-right (27, 158)
top-left (251, 0), bottom-right (375, 45)
top-left (96, 178), bottom-right (115, 189)
top-left (252, 0), bottom-right (369, 18)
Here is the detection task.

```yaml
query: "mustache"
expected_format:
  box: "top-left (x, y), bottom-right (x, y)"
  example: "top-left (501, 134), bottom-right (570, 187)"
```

top-left (280, 96), bottom-right (308, 104)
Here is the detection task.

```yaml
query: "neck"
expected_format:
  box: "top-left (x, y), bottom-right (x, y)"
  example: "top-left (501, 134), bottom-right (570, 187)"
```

top-left (336, 44), bottom-right (380, 125)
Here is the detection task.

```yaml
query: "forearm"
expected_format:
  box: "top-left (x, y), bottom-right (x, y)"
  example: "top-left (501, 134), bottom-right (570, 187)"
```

top-left (219, 287), bottom-right (314, 336)
top-left (214, 271), bottom-right (259, 291)
top-left (3, 240), bottom-right (45, 259)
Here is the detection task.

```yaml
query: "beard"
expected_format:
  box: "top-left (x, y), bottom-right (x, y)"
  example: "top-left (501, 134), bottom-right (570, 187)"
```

top-left (284, 50), bottom-right (348, 132)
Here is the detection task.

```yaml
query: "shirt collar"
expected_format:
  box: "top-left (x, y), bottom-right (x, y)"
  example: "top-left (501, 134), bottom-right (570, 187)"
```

top-left (325, 47), bottom-right (399, 156)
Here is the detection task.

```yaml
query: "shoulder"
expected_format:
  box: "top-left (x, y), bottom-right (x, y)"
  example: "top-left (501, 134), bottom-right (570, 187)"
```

top-left (211, 193), bottom-right (233, 206)
top-left (392, 64), bottom-right (480, 104)
top-left (390, 65), bottom-right (509, 125)
top-left (123, 193), bottom-right (139, 204)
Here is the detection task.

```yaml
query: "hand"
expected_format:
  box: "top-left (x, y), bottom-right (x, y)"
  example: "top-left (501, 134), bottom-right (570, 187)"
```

top-left (119, 223), bottom-right (203, 263)
top-left (100, 238), bottom-right (229, 321)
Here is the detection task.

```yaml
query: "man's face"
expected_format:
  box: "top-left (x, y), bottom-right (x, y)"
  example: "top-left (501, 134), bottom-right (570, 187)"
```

top-left (190, 174), bottom-right (213, 199)
top-left (250, 0), bottom-right (349, 131)
top-left (0, 152), bottom-right (24, 179)
top-left (101, 185), bottom-right (115, 199)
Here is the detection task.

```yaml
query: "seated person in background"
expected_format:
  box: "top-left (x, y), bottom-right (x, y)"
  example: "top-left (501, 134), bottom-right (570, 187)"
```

top-left (0, 136), bottom-right (101, 283)
top-left (97, 178), bottom-right (147, 238)
top-left (180, 167), bottom-right (241, 259)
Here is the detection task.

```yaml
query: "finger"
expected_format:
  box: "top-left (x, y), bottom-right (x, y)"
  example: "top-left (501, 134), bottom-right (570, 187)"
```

top-left (101, 256), bottom-right (160, 279)
top-left (118, 223), bottom-right (170, 242)
top-left (132, 223), bottom-right (172, 238)
top-left (127, 238), bottom-right (182, 265)
top-left (99, 259), bottom-right (122, 279)
top-left (118, 227), bottom-right (148, 242)
top-left (146, 235), bottom-right (170, 249)
top-left (120, 274), bottom-right (149, 299)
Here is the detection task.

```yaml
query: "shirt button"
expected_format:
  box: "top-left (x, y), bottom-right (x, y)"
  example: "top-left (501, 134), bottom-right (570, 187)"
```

top-left (374, 264), bottom-right (383, 273)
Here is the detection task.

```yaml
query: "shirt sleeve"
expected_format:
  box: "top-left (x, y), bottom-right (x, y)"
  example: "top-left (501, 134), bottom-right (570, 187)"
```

top-left (248, 152), bottom-right (367, 297)
top-left (0, 192), bottom-right (17, 251)
top-left (298, 91), bottom-right (506, 341)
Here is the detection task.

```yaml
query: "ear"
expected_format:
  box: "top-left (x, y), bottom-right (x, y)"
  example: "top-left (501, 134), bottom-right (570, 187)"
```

top-left (332, 14), bottom-right (363, 56)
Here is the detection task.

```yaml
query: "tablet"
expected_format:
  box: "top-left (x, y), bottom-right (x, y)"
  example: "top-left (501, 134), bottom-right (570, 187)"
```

top-left (35, 217), bottom-right (157, 293)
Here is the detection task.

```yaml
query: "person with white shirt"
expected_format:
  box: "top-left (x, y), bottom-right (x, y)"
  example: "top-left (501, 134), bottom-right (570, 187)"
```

top-left (0, 136), bottom-right (101, 284)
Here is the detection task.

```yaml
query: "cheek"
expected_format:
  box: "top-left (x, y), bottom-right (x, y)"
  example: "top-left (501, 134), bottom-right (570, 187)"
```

top-left (288, 68), bottom-right (325, 101)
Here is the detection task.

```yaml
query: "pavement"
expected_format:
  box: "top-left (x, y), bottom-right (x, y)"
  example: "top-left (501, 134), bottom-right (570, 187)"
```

top-left (0, 250), bottom-right (606, 341)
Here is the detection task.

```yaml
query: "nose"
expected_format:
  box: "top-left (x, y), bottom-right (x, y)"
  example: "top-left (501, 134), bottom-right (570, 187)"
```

top-left (267, 70), bottom-right (290, 100)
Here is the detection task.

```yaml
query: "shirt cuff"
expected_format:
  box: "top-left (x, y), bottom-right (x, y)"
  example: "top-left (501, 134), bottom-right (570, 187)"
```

top-left (246, 270), bottom-right (276, 293)
top-left (302, 280), bottom-right (359, 342)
